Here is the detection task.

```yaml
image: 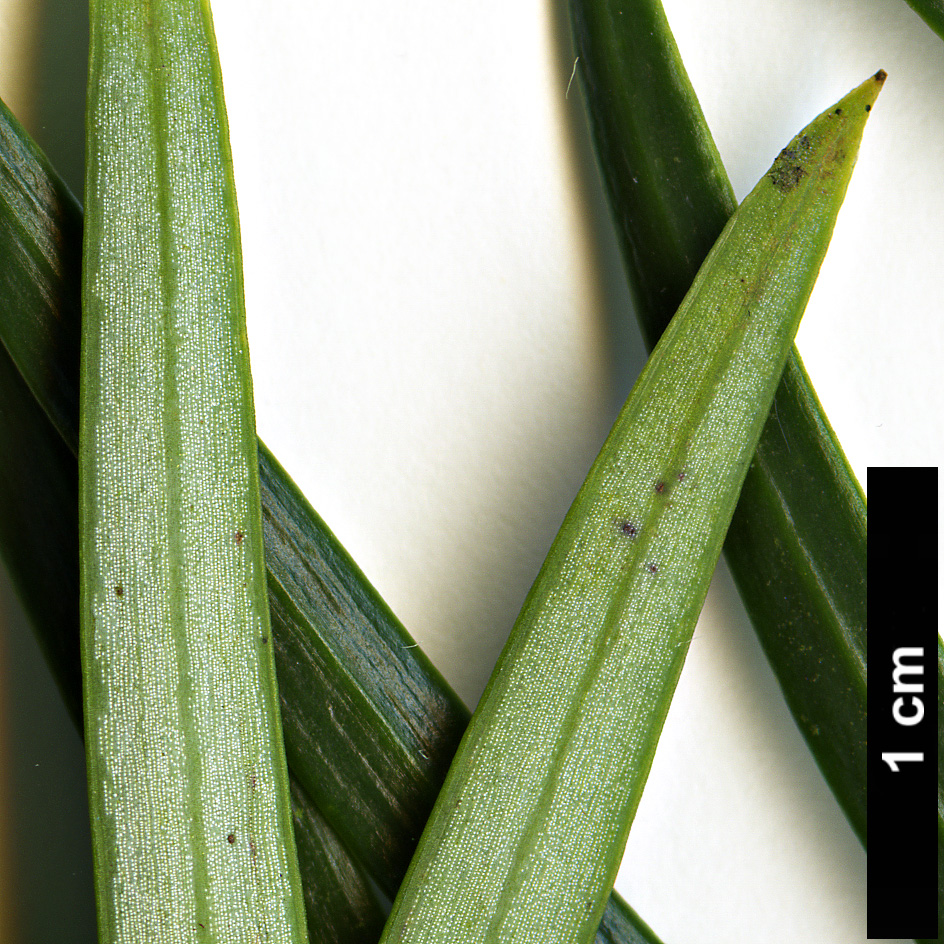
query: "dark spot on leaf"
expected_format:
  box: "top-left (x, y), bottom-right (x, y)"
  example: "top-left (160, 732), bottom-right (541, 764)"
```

top-left (769, 160), bottom-right (806, 192)
top-left (235, 531), bottom-right (244, 545)
top-left (250, 840), bottom-right (257, 859)
top-left (227, 833), bottom-right (236, 844)
top-left (261, 635), bottom-right (268, 645)
top-left (835, 107), bottom-right (842, 115)
top-left (677, 471), bottom-right (686, 482)
top-left (647, 562), bottom-right (659, 574)
top-left (620, 521), bottom-right (639, 539)
top-left (769, 135), bottom-right (812, 192)
top-left (655, 481), bottom-right (665, 494)
top-left (865, 104), bottom-right (871, 112)
top-left (115, 585), bottom-right (123, 597)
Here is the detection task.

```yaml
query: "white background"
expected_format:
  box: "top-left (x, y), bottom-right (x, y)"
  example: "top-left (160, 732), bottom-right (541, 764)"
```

top-left (2, 0), bottom-right (943, 941)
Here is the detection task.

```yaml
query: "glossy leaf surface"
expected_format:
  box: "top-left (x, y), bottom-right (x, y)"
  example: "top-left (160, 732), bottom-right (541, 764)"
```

top-left (903, 0), bottom-right (944, 40)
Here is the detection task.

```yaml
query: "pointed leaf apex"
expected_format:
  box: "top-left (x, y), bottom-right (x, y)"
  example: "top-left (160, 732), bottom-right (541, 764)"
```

top-left (838, 69), bottom-right (887, 117)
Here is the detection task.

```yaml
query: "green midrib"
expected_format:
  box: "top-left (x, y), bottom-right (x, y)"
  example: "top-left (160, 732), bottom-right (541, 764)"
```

top-left (143, 7), bottom-right (210, 927)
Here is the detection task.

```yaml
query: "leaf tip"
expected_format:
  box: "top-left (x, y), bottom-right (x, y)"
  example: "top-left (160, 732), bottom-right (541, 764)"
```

top-left (844, 69), bottom-right (887, 116)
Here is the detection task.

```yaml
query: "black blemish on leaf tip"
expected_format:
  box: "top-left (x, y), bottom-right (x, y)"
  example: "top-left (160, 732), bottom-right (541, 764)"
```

top-left (874, 69), bottom-right (887, 83)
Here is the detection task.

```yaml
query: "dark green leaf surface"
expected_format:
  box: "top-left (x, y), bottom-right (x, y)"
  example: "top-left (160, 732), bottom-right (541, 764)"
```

top-left (0, 93), bottom-right (657, 944)
top-left (0, 97), bottom-right (82, 450)
top-left (571, 0), bottom-right (868, 844)
top-left (594, 900), bottom-right (664, 944)
top-left (0, 337), bottom-right (81, 720)
top-left (903, 0), bottom-right (944, 40)
top-left (290, 777), bottom-right (388, 944)
top-left (259, 442), bottom-right (468, 894)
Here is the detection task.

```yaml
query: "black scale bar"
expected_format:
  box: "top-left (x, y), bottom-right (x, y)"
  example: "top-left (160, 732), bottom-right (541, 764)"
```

top-left (867, 466), bottom-right (939, 940)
